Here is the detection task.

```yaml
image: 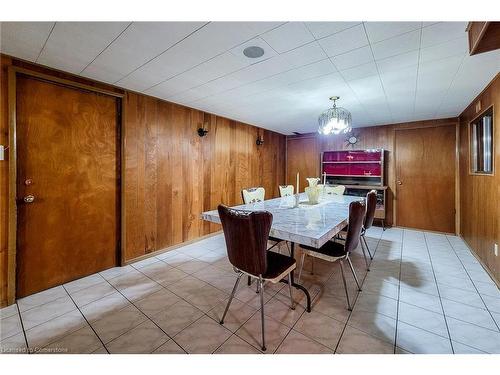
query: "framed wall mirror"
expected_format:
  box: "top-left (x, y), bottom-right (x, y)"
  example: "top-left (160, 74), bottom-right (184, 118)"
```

top-left (469, 106), bottom-right (494, 175)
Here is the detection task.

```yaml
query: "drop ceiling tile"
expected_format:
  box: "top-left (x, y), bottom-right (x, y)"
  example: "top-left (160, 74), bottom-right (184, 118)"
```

top-left (380, 66), bottom-right (418, 95)
top-left (117, 22), bottom-right (282, 91)
top-left (168, 89), bottom-right (207, 105)
top-left (318, 24), bottom-right (369, 57)
top-left (372, 29), bottom-right (421, 60)
top-left (332, 46), bottom-right (374, 70)
top-left (37, 22), bottom-right (130, 74)
top-left (421, 22), bottom-right (467, 48)
top-left (305, 22), bottom-right (361, 40)
top-left (417, 55), bottom-right (463, 92)
top-left (0, 22), bottom-right (55, 61)
top-left (218, 59), bottom-right (335, 102)
top-left (364, 22), bottom-right (422, 43)
top-left (82, 22), bottom-right (206, 83)
top-left (261, 22), bottom-right (314, 53)
top-left (341, 62), bottom-right (378, 81)
top-left (147, 52), bottom-right (248, 98)
top-left (376, 50), bottom-right (419, 73)
top-left (348, 75), bottom-right (386, 101)
top-left (420, 36), bottom-right (468, 64)
top-left (189, 42), bottom-right (327, 100)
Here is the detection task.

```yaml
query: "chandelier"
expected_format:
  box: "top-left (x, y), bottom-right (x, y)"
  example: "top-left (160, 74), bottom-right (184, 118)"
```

top-left (318, 96), bottom-right (352, 135)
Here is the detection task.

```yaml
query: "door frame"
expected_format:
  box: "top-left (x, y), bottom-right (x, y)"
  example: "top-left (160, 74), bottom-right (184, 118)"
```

top-left (393, 122), bottom-right (459, 234)
top-left (7, 66), bottom-right (126, 305)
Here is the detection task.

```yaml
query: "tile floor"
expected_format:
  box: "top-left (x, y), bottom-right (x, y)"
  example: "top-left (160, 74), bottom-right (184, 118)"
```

top-left (1, 227), bottom-right (500, 354)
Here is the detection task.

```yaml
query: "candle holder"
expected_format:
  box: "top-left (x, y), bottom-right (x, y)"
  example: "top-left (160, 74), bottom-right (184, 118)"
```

top-left (293, 193), bottom-right (300, 208)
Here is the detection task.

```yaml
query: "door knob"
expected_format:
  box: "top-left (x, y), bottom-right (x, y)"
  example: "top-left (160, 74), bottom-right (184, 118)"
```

top-left (23, 195), bottom-right (35, 203)
top-left (397, 180), bottom-right (402, 185)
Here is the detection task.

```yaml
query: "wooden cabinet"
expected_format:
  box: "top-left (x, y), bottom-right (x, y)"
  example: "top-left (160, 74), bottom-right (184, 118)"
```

top-left (467, 22), bottom-right (500, 56)
top-left (321, 149), bottom-right (387, 227)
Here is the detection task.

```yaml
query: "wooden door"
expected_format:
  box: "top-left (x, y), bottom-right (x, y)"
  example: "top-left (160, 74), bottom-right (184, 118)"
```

top-left (16, 76), bottom-right (120, 298)
top-left (395, 125), bottom-right (456, 233)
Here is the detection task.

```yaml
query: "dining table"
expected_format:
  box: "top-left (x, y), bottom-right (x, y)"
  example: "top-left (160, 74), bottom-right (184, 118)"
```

top-left (201, 193), bottom-right (364, 312)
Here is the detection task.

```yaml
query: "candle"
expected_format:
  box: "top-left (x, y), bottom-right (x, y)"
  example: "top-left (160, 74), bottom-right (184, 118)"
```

top-left (296, 172), bottom-right (299, 194)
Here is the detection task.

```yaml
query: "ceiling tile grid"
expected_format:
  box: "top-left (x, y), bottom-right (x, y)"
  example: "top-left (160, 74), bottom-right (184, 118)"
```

top-left (1, 21), bottom-right (498, 135)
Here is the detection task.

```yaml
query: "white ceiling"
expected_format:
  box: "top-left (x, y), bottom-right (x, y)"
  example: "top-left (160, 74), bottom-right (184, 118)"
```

top-left (1, 21), bottom-right (499, 135)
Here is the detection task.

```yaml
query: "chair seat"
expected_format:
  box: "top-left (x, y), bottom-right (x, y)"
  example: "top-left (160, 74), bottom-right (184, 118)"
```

top-left (262, 251), bottom-right (296, 283)
top-left (300, 241), bottom-right (347, 262)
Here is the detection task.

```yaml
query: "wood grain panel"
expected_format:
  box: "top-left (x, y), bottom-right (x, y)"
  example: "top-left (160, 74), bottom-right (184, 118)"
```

top-left (123, 93), bottom-right (286, 262)
top-left (459, 73), bottom-right (500, 281)
top-left (0, 56), bottom-right (286, 306)
top-left (286, 135), bottom-right (319, 193)
top-left (16, 76), bottom-right (119, 297)
top-left (395, 125), bottom-right (456, 233)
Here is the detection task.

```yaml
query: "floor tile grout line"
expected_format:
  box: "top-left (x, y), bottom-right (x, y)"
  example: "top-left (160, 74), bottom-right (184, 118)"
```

top-left (16, 287), bottom-right (71, 315)
top-left (60, 284), bottom-right (110, 354)
top-left (393, 229), bottom-right (404, 354)
top-left (444, 235), bottom-right (500, 333)
top-left (14, 302), bottom-right (30, 354)
top-left (127, 255), bottom-right (277, 354)
top-left (422, 232), bottom-right (455, 353)
top-left (15, 290), bottom-right (77, 334)
top-left (333, 229), bottom-right (384, 353)
top-left (99, 275), bottom-right (189, 354)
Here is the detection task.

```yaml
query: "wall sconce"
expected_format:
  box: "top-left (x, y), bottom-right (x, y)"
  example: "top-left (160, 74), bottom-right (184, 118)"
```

top-left (197, 123), bottom-right (209, 137)
top-left (256, 135), bottom-right (264, 146)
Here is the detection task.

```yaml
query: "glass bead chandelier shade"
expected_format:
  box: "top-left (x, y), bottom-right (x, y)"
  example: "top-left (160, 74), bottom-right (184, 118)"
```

top-left (318, 96), bottom-right (352, 135)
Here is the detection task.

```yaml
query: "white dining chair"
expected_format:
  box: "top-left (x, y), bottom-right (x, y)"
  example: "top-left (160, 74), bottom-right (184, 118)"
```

top-left (241, 187), bottom-right (265, 204)
top-left (319, 184), bottom-right (346, 195)
top-left (279, 185), bottom-right (294, 197)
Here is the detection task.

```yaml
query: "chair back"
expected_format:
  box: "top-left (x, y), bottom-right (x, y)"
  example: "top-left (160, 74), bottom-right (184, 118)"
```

top-left (364, 190), bottom-right (377, 230)
top-left (344, 201), bottom-right (366, 254)
top-left (279, 185), bottom-right (294, 197)
top-left (217, 205), bottom-right (272, 276)
top-left (319, 184), bottom-right (346, 195)
top-left (242, 187), bottom-right (265, 204)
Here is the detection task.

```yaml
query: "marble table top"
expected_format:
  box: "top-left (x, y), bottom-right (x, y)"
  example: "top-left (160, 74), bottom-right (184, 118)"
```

top-left (201, 193), bottom-right (364, 248)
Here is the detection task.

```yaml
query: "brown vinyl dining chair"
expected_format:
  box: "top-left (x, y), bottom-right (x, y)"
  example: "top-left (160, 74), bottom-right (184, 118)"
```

top-left (241, 187), bottom-right (289, 261)
top-left (217, 204), bottom-right (296, 351)
top-left (334, 190), bottom-right (377, 272)
top-left (298, 200), bottom-right (365, 311)
top-left (360, 190), bottom-right (377, 263)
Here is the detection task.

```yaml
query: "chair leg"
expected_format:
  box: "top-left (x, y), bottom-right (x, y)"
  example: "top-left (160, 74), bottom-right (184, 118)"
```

top-left (360, 239), bottom-right (370, 271)
top-left (346, 255), bottom-right (362, 291)
top-left (362, 235), bottom-right (373, 260)
top-left (339, 260), bottom-right (352, 311)
top-left (298, 253), bottom-right (306, 284)
top-left (259, 276), bottom-right (266, 351)
top-left (285, 241), bottom-right (291, 256)
top-left (220, 273), bottom-right (243, 324)
top-left (256, 279), bottom-right (260, 294)
top-left (287, 273), bottom-right (295, 310)
top-left (247, 275), bottom-right (251, 286)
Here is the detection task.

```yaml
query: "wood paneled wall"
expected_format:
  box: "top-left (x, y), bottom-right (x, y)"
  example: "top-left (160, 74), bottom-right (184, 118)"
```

top-left (286, 118), bottom-right (459, 227)
top-left (0, 55), bottom-right (286, 307)
top-left (124, 93), bottom-right (285, 260)
top-left (459, 73), bottom-right (500, 282)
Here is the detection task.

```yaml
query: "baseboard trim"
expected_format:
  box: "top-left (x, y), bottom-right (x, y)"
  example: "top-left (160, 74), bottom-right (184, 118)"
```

top-left (123, 231), bottom-right (223, 266)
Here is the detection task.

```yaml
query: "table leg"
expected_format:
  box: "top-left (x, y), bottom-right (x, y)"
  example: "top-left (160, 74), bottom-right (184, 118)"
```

top-left (280, 242), bottom-right (311, 312)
